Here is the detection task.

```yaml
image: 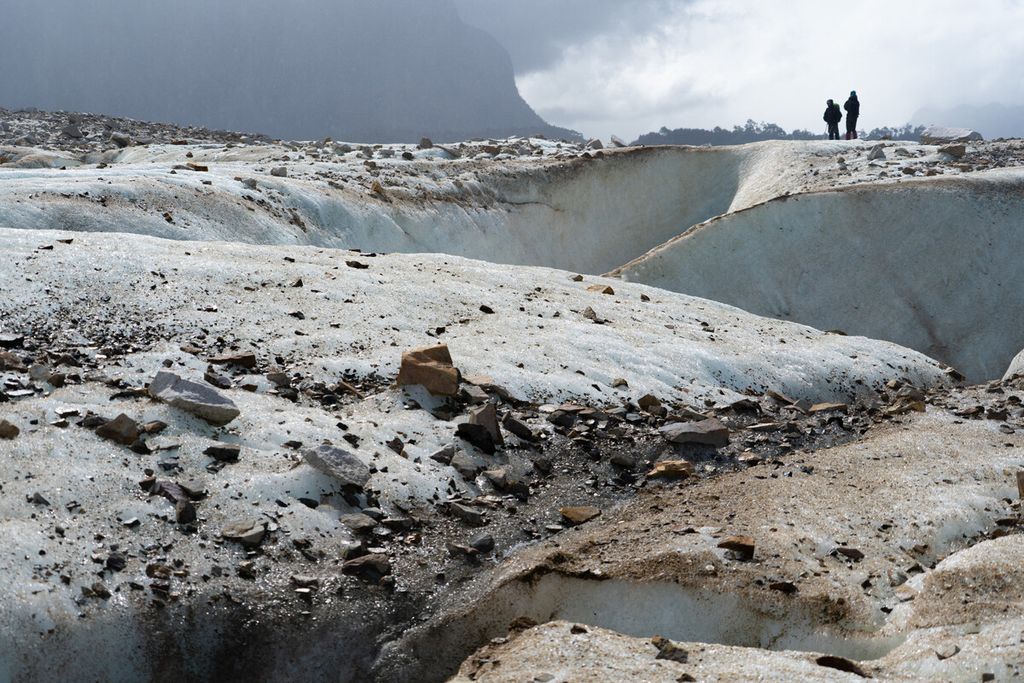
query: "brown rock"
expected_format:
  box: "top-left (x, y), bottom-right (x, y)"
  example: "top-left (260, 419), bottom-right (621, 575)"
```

top-left (397, 344), bottom-right (460, 396)
top-left (809, 402), bottom-right (848, 414)
top-left (560, 506), bottom-right (601, 525)
top-left (0, 419), bottom-right (19, 439)
top-left (718, 535), bottom-right (755, 560)
top-left (647, 460), bottom-right (694, 479)
top-left (0, 351), bottom-right (25, 371)
top-left (586, 284), bottom-right (615, 295)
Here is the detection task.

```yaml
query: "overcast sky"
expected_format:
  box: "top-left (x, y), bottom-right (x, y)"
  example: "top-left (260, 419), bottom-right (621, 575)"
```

top-left (456, 0), bottom-right (1024, 140)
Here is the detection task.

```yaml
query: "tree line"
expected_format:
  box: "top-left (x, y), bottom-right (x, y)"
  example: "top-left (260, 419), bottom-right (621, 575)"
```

top-left (632, 120), bottom-right (926, 146)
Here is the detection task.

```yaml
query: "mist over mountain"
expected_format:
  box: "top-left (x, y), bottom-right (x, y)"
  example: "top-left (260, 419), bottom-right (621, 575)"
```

top-left (913, 103), bottom-right (1024, 139)
top-left (0, 0), bottom-right (578, 142)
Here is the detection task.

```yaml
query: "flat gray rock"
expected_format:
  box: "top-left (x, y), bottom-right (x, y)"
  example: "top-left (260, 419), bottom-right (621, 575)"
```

top-left (303, 445), bottom-right (371, 489)
top-left (149, 371), bottom-right (240, 426)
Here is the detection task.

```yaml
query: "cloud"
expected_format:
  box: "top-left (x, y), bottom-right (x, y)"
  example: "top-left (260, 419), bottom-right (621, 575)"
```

top-left (463, 0), bottom-right (1024, 140)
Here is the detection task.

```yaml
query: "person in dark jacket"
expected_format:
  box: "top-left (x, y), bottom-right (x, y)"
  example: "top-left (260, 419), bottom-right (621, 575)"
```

top-left (844, 91), bottom-right (860, 139)
top-left (824, 99), bottom-right (842, 140)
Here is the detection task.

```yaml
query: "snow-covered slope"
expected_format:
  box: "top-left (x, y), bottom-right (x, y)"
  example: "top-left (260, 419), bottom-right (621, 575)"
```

top-left (0, 227), bottom-right (953, 681)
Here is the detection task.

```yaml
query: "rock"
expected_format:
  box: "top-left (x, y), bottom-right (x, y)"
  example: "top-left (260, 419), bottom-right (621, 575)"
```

top-left (204, 443), bottom-right (241, 462)
top-left (587, 284), bottom-right (615, 295)
top-left (450, 450), bottom-right (485, 479)
top-left (651, 635), bottom-right (689, 663)
top-left (341, 513), bottom-right (378, 533)
top-left (647, 460), bottom-right (694, 480)
top-left (0, 351), bottom-right (25, 371)
top-left (95, 413), bottom-right (142, 445)
top-left (469, 403), bottom-right (503, 445)
top-left (204, 367), bottom-right (233, 389)
top-left (396, 344), bottom-right (461, 396)
top-left (270, 166), bottom-right (288, 177)
top-left (429, 444), bottom-right (457, 465)
top-left (560, 506), bottom-right (601, 525)
top-left (449, 502), bottom-right (487, 526)
top-left (0, 419), bottom-right (19, 440)
top-left (584, 138), bottom-right (604, 150)
top-left (109, 132), bottom-right (132, 148)
top-left (469, 532), bottom-right (495, 553)
top-left (303, 444), bottom-right (371, 489)
top-left (149, 371), bottom-right (240, 426)
top-left (809, 402), bottom-right (848, 414)
top-left (0, 333), bottom-right (24, 348)
top-left (610, 135), bottom-right (627, 148)
top-left (502, 414), bottom-right (537, 442)
top-left (920, 126), bottom-right (983, 145)
top-left (418, 137), bottom-right (434, 149)
top-left (659, 418), bottom-right (730, 447)
top-left (718, 535), bottom-right (756, 560)
top-left (938, 144), bottom-right (967, 159)
top-left (222, 520), bottom-right (266, 547)
top-left (342, 553), bottom-right (391, 583)
top-left (815, 655), bottom-right (870, 678)
top-left (867, 144), bottom-right (887, 161)
top-left (638, 393), bottom-right (663, 413)
top-left (62, 124), bottom-right (84, 139)
top-left (208, 352), bottom-right (258, 369)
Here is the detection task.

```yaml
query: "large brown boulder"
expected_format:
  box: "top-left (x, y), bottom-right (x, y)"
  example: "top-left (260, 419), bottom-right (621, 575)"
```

top-left (397, 344), bottom-right (461, 396)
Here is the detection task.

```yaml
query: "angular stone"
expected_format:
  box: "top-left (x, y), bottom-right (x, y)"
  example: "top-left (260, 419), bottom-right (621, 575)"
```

top-left (95, 413), bottom-right (142, 446)
top-left (938, 144), bottom-right (966, 159)
top-left (468, 403), bottom-right (503, 446)
top-left (502, 414), bottom-right (537, 442)
top-left (397, 344), bottom-right (460, 396)
top-left (0, 351), bottom-right (25, 371)
top-left (303, 444), bottom-right (371, 490)
top-left (586, 284), bottom-right (615, 295)
top-left (659, 418), bottom-right (730, 447)
top-left (560, 506), bottom-right (601, 525)
top-left (149, 371), bottom-right (240, 426)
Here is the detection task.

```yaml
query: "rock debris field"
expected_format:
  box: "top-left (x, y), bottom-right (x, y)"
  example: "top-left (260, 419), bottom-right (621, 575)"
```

top-left (1, 109), bottom-right (1023, 682)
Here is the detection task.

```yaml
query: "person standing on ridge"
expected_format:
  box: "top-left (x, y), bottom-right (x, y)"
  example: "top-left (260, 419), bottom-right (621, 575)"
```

top-left (824, 99), bottom-right (842, 140)
top-left (844, 91), bottom-right (860, 139)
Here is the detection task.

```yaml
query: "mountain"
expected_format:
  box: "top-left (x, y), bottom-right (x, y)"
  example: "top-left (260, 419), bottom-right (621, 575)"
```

top-left (913, 103), bottom-right (1024, 139)
top-left (0, 0), bottom-right (579, 142)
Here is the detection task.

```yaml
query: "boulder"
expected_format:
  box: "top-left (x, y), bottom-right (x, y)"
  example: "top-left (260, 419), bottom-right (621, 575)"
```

top-left (148, 371), bottom-right (240, 426)
top-left (560, 506), bottom-right (601, 525)
top-left (659, 418), bottom-right (730, 447)
top-left (303, 444), bottom-right (371, 490)
top-left (270, 167), bottom-right (288, 177)
top-left (647, 460), bottom-right (694, 479)
top-left (920, 126), bottom-right (983, 145)
top-left (867, 144), bottom-right (887, 161)
top-left (938, 144), bottom-right (967, 159)
top-left (397, 344), bottom-right (460, 396)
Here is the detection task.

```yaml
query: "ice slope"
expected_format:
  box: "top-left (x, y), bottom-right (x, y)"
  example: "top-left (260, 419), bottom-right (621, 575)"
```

top-left (0, 141), bottom-right (859, 275)
top-left (614, 170), bottom-right (1024, 381)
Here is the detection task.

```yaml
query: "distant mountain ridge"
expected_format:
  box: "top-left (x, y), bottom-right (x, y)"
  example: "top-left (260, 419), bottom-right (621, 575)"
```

top-left (0, 0), bottom-right (579, 143)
